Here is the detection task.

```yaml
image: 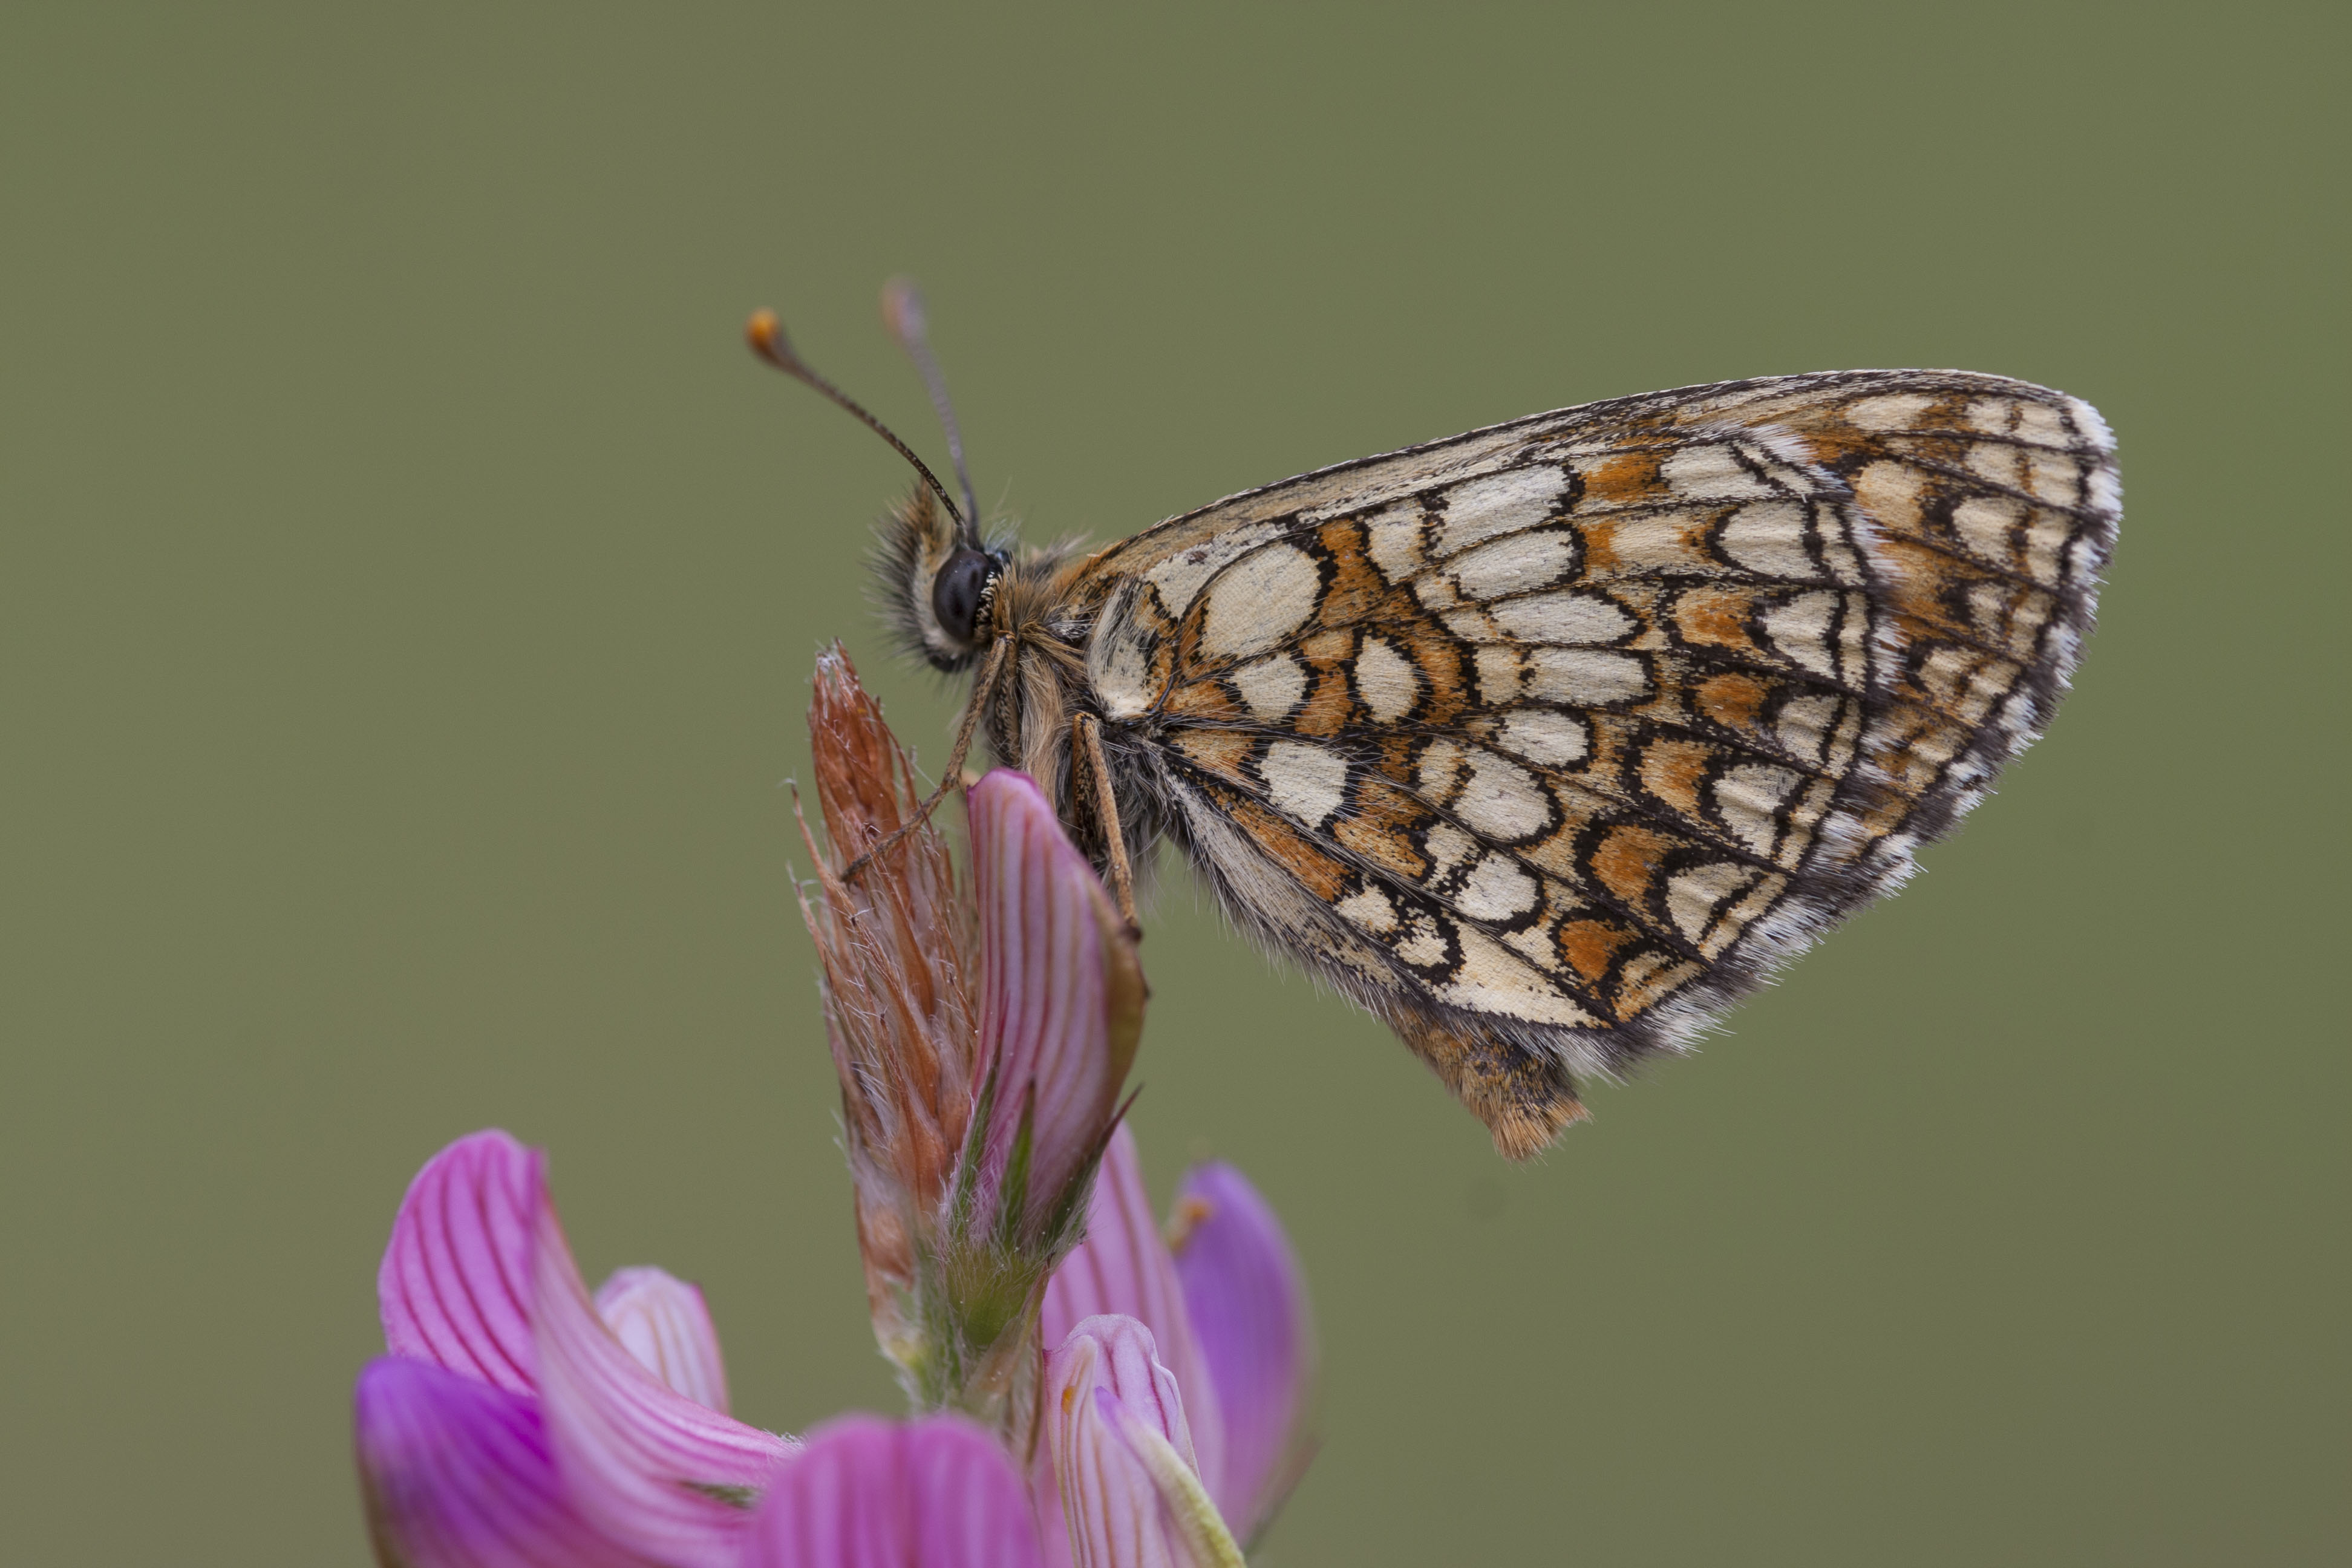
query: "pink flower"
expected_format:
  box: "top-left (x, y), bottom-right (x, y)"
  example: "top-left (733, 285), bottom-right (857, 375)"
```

top-left (1035, 1129), bottom-right (1316, 1564)
top-left (354, 1131), bottom-right (795, 1568)
top-left (352, 649), bottom-right (1313, 1565)
top-left (739, 1414), bottom-right (1044, 1568)
top-left (351, 1125), bottom-right (1312, 1568)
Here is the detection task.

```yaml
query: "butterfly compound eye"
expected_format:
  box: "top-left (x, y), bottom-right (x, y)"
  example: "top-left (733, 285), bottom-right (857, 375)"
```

top-left (930, 548), bottom-right (996, 644)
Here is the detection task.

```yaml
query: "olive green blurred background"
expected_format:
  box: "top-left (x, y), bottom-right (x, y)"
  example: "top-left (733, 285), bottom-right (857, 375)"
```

top-left (4, 3), bottom-right (2344, 1563)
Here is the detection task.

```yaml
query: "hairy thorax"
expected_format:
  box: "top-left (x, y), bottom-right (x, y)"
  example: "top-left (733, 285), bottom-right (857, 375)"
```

top-left (976, 544), bottom-right (1177, 885)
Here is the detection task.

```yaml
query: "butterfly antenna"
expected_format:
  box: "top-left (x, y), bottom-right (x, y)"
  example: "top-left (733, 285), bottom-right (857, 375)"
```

top-left (745, 308), bottom-right (967, 529)
top-left (880, 278), bottom-right (982, 547)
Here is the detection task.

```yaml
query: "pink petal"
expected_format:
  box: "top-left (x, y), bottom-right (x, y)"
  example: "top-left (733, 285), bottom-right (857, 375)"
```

top-left (1043, 1316), bottom-right (1198, 1568)
top-left (596, 1267), bottom-right (731, 1414)
top-left (532, 1191), bottom-right (797, 1567)
top-left (1171, 1163), bottom-right (1315, 1538)
top-left (968, 771), bottom-right (1142, 1238)
top-left (376, 1129), bottom-right (794, 1564)
top-left (353, 1356), bottom-right (647, 1568)
top-left (1040, 1127), bottom-right (1224, 1509)
top-left (739, 1414), bottom-right (1044, 1568)
top-left (378, 1130), bottom-right (543, 1394)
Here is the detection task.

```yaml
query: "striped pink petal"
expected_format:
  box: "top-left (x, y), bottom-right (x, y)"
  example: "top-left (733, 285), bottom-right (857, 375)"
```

top-left (378, 1129), bottom-right (542, 1394)
top-left (531, 1186), bottom-right (796, 1567)
top-left (1040, 1127), bottom-right (1224, 1512)
top-left (739, 1414), bottom-right (1045, 1568)
top-left (596, 1267), bottom-right (731, 1414)
top-left (353, 1355), bottom-right (648, 1568)
top-left (371, 1130), bottom-right (795, 1565)
top-left (1171, 1163), bottom-right (1315, 1540)
top-left (968, 771), bottom-right (1142, 1238)
top-left (1044, 1316), bottom-right (1198, 1568)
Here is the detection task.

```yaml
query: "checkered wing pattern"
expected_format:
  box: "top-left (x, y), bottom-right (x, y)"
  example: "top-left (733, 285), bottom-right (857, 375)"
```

top-left (1074, 371), bottom-right (2118, 1154)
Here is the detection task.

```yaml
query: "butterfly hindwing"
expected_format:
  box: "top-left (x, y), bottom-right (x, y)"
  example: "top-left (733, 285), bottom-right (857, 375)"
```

top-left (1064, 370), bottom-right (2117, 1155)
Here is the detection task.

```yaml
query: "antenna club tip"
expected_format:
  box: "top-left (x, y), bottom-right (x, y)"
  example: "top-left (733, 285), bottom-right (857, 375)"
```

top-left (880, 276), bottom-right (925, 338)
top-left (745, 309), bottom-right (782, 356)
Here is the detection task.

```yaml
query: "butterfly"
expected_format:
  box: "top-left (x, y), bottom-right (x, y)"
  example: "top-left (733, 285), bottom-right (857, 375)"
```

top-left (751, 285), bottom-right (2120, 1158)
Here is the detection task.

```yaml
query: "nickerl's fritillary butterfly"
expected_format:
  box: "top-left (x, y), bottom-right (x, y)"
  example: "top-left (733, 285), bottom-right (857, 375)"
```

top-left (753, 284), bottom-right (2118, 1157)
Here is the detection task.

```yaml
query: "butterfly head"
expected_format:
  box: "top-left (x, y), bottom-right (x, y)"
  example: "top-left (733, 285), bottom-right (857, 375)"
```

top-left (749, 284), bottom-right (1010, 672)
top-left (878, 485), bottom-right (1008, 671)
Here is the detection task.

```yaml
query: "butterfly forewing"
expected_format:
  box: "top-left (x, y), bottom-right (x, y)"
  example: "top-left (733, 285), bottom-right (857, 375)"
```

top-left (1050, 370), bottom-right (2116, 1155)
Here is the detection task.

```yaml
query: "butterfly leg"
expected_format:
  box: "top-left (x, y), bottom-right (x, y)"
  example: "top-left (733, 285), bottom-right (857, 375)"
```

top-left (1070, 711), bottom-right (1140, 937)
top-left (842, 634), bottom-right (1012, 884)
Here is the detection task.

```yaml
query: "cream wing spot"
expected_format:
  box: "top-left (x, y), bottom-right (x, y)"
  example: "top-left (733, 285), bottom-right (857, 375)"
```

top-left (1199, 542), bottom-right (1322, 661)
top-left (1759, 590), bottom-right (1840, 678)
top-left (1662, 443), bottom-right (1772, 501)
top-left (1497, 707), bottom-right (1590, 766)
top-left (1440, 927), bottom-right (1594, 1025)
top-left (1526, 647), bottom-right (1649, 705)
top-left (1440, 607), bottom-right (1503, 642)
top-left (1230, 654), bottom-right (1308, 719)
top-left (1964, 396), bottom-right (2017, 434)
top-left (1667, 862), bottom-right (1760, 943)
top-left (1503, 923), bottom-right (1563, 973)
top-left (1144, 520), bottom-right (1290, 612)
top-left (1717, 501), bottom-right (1818, 580)
top-left (1434, 467), bottom-right (1569, 554)
top-left (1473, 645), bottom-right (1525, 704)
top-left (1713, 763), bottom-right (1802, 856)
top-left (1817, 505), bottom-right (1868, 584)
top-left (1965, 441), bottom-right (2024, 487)
top-left (2024, 452), bottom-right (2081, 507)
top-left (1088, 584), bottom-right (1163, 720)
top-left (1952, 495), bottom-right (2025, 565)
top-left (2024, 510), bottom-right (2073, 585)
top-left (2014, 400), bottom-right (2072, 445)
top-left (1424, 822), bottom-right (1479, 876)
top-left (1488, 590), bottom-right (1634, 645)
top-left (1457, 853), bottom-right (1540, 921)
top-left (1846, 392), bottom-right (1935, 431)
top-left (1774, 693), bottom-right (1840, 764)
top-left (1353, 635), bottom-right (1421, 723)
top-left (1453, 748), bottom-right (1552, 842)
top-left (1336, 885), bottom-right (1398, 934)
top-left (1965, 580), bottom-right (2013, 639)
top-left (1260, 740), bottom-right (1350, 829)
top-left (1394, 912), bottom-right (1451, 969)
top-left (1445, 529), bottom-right (1578, 600)
top-left (1417, 740), bottom-right (1468, 806)
top-left (1411, 573), bottom-right (1463, 612)
top-left (1364, 503), bottom-right (1427, 583)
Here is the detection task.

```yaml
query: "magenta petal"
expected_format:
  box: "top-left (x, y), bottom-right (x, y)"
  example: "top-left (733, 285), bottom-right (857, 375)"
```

top-left (739, 1414), bottom-right (1044, 1568)
top-left (1041, 1126), bottom-right (1224, 1506)
top-left (354, 1356), bottom-right (647, 1568)
top-left (1172, 1164), bottom-right (1315, 1537)
top-left (532, 1198), bottom-right (796, 1567)
top-left (968, 771), bottom-right (1140, 1233)
top-left (1044, 1316), bottom-right (1199, 1568)
top-left (596, 1267), bottom-right (731, 1414)
top-left (378, 1130), bottom-right (543, 1394)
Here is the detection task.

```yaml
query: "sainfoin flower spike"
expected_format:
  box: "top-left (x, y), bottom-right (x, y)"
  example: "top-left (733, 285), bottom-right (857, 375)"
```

top-left (353, 648), bottom-right (1314, 1564)
top-left (799, 647), bottom-right (1143, 1440)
